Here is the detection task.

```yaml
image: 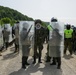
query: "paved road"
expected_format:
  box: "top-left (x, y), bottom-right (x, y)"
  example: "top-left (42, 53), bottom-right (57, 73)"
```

top-left (0, 44), bottom-right (76, 75)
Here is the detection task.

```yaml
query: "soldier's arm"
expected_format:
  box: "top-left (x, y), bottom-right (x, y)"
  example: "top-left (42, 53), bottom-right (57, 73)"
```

top-left (47, 25), bottom-right (53, 31)
top-left (12, 27), bottom-right (15, 38)
top-left (72, 29), bottom-right (74, 41)
top-left (64, 29), bottom-right (66, 38)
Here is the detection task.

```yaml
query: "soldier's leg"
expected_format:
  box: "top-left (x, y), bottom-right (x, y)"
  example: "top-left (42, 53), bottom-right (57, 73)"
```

top-left (50, 57), bottom-right (56, 65)
top-left (17, 44), bottom-right (19, 53)
top-left (22, 56), bottom-right (26, 69)
top-left (73, 40), bottom-right (76, 52)
top-left (0, 51), bottom-right (2, 56)
top-left (33, 45), bottom-right (37, 64)
top-left (74, 41), bottom-right (76, 52)
top-left (25, 56), bottom-right (30, 65)
top-left (14, 43), bottom-right (17, 53)
top-left (68, 41), bottom-right (72, 55)
top-left (0, 46), bottom-right (4, 56)
top-left (17, 39), bottom-right (19, 52)
top-left (46, 44), bottom-right (51, 62)
top-left (38, 44), bottom-right (43, 63)
top-left (38, 49), bottom-right (42, 63)
top-left (57, 57), bottom-right (61, 69)
top-left (5, 42), bottom-right (7, 50)
top-left (3, 37), bottom-right (5, 46)
top-left (64, 40), bottom-right (68, 54)
top-left (46, 56), bottom-right (51, 62)
top-left (6, 42), bottom-right (9, 50)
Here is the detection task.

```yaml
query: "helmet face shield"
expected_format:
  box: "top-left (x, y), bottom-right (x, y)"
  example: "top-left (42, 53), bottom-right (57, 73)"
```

top-left (4, 24), bottom-right (9, 29)
top-left (3, 24), bottom-right (12, 42)
top-left (50, 21), bottom-right (64, 35)
top-left (15, 23), bottom-right (19, 29)
top-left (51, 22), bottom-right (59, 30)
top-left (22, 22), bottom-right (29, 31)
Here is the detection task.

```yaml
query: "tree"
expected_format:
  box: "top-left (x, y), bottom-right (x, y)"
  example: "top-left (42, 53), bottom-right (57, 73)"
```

top-left (0, 17), bottom-right (11, 26)
top-left (10, 19), bottom-right (16, 26)
top-left (0, 6), bottom-right (34, 21)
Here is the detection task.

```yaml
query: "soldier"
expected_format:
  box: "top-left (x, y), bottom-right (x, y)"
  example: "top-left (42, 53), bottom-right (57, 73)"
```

top-left (64, 24), bottom-right (73, 55)
top-left (20, 22), bottom-right (32, 69)
top-left (12, 21), bottom-right (19, 53)
top-left (0, 26), bottom-right (3, 56)
top-left (49, 18), bottom-right (64, 69)
top-left (33, 19), bottom-right (45, 64)
top-left (12, 25), bottom-right (15, 38)
top-left (2, 25), bottom-right (10, 50)
top-left (71, 26), bottom-right (76, 53)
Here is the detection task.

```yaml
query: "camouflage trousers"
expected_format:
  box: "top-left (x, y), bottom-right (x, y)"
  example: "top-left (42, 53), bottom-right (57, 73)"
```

top-left (64, 38), bottom-right (72, 55)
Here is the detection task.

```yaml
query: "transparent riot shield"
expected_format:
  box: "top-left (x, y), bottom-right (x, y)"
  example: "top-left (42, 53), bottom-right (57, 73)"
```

top-left (4, 24), bottom-right (11, 43)
top-left (49, 21), bottom-right (64, 57)
top-left (0, 25), bottom-right (3, 51)
top-left (19, 21), bottom-right (34, 56)
top-left (6, 24), bottom-right (12, 42)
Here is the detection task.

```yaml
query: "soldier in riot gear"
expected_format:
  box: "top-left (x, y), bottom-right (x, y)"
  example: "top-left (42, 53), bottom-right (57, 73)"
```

top-left (20, 22), bottom-right (33, 69)
top-left (33, 19), bottom-right (45, 64)
top-left (72, 27), bottom-right (76, 52)
top-left (2, 25), bottom-right (10, 50)
top-left (12, 21), bottom-right (19, 53)
top-left (0, 26), bottom-right (3, 56)
top-left (45, 18), bottom-right (57, 62)
top-left (49, 18), bottom-right (64, 69)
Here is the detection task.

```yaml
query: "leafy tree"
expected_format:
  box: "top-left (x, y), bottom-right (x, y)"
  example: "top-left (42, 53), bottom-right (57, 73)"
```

top-left (10, 19), bottom-right (16, 26)
top-left (0, 6), bottom-right (34, 21)
top-left (1, 17), bottom-right (11, 24)
top-left (0, 17), bottom-right (11, 27)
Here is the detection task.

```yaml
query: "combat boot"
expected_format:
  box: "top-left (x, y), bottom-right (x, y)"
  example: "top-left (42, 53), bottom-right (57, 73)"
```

top-left (46, 56), bottom-right (51, 62)
top-left (32, 56), bottom-right (36, 64)
top-left (25, 57), bottom-right (30, 65)
top-left (22, 56), bottom-right (26, 69)
top-left (50, 58), bottom-right (56, 65)
top-left (38, 57), bottom-right (42, 63)
top-left (57, 66), bottom-right (61, 69)
top-left (0, 52), bottom-right (2, 56)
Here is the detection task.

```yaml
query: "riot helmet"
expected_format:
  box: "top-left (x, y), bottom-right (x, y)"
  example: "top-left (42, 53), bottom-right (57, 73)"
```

top-left (35, 19), bottom-right (42, 25)
top-left (66, 24), bottom-right (71, 30)
top-left (22, 22), bottom-right (29, 31)
top-left (35, 19), bottom-right (42, 29)
top-left (51, 17), bottom-right (58, 22)
top-left (4, 24), bottom-right (8, 30)
top-left (15, 21), bottom-right (19, 28)
top-left (51, 17), bottom-right (59, 30)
